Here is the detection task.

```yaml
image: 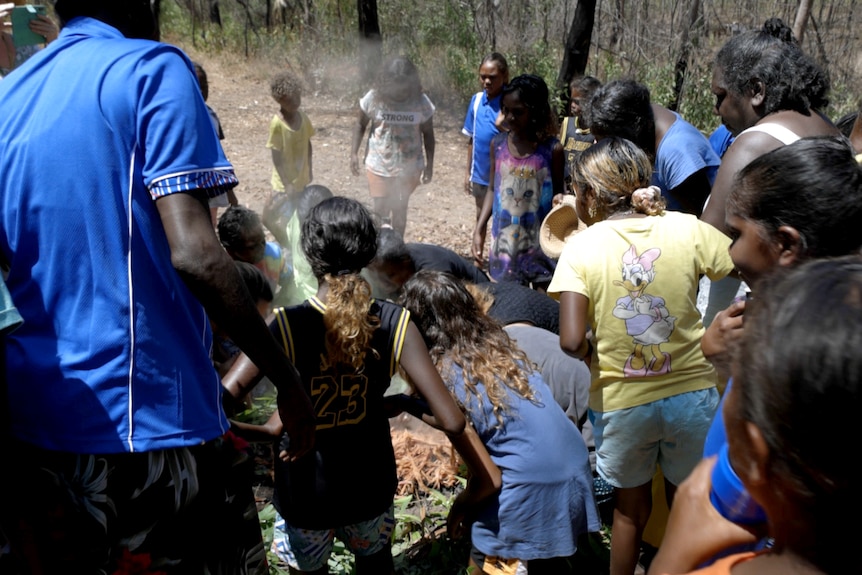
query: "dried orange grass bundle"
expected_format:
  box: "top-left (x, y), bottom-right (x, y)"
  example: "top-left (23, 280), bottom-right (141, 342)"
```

top-left (391, 427), bottom-right (461, 496)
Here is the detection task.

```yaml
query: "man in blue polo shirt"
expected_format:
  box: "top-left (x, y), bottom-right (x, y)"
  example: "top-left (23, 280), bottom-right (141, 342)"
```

top-left (0, 1), bottom-right (314, 572)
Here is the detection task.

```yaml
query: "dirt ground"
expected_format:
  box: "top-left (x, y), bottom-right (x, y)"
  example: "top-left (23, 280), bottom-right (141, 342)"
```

top-left (182, 44), bottom-right (479, 258)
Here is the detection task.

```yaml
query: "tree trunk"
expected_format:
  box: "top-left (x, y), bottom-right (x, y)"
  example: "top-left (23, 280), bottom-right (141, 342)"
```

top-left (357, 0), bottom-right (382, 86)
top-left (556, 0), bottom-right (597, 95)
top-left (793, 0), bottom-right (814, 42)
top-left (669, 0), bottom-right (701, 112)
top-left (609, 0), bottom-right (625, 49)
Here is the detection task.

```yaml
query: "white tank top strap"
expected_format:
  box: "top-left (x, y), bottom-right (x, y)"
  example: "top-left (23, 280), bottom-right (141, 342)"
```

top-left (738, 122), bottom-right (801, 145)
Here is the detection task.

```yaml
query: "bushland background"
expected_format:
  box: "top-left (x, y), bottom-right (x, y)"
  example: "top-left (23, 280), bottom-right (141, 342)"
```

top-left (161, 0), bottom-right (862, 256)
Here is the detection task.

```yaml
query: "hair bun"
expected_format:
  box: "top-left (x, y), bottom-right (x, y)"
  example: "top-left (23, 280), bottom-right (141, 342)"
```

top-left (632, 185), bottom-right (660, 207)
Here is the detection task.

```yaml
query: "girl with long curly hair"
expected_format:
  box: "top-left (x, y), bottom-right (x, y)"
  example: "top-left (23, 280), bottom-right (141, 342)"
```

top-left (400, 270), bottom-right (599, 575)
top-left (222, 197), bottom-right (499, 575)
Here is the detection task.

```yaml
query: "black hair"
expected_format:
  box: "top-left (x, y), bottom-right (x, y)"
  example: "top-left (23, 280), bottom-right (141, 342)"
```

top-left (728, 136), bottom-right (862, 259)
top-left (714, 17), bottom-right (830, 114)
top-left (234, 261), bottom-right (273, 303)
top-left (501, 74), bottom-right (556, 141)
top-left (301, 197), bottom-right (377, 279)
top-left (734, 256), bottom-right (862, 572)
top-left (372, 227), bottom-right (414, 271)
top-left (217, 205), bottom-right (261, 252)
top-left (583, 79), bottom-right (655, 157)
top-left (835, 111), bottom-right (858, 139)
top-left (193, 61), bottom-right (208, 101)
top-left (296, 185), bottom-right (333, 224)
top-left (375, 56), bottom-right (423, 101)
top-left (569, 74), bottom-right (602, 96)
top-left (54, 0), bottom-right (159, 39)
top-left (480, 52), bottom-right (509, 77)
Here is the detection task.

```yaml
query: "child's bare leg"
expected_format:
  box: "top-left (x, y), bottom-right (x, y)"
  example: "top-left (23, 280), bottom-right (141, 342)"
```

top-left (372, 196), bottom-right (390, 226)
top-left (473, 184), bottom-right (486, 223)
top-left (355, 544), bottom-right (395, 574)
top-left (610, 482), bottom-right (653, 575)
top-left (390, 193), bottom-right (409, 238)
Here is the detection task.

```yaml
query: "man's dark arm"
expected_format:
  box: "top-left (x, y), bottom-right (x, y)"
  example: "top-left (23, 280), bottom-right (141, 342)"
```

top-left (155, 190), bottom-right (314, 460)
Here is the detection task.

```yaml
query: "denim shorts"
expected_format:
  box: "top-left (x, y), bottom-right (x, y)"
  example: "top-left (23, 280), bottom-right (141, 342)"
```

top-left (271, 506), bottom-right (395, 571)
top-left (590, 388), bottom-right (719, 488)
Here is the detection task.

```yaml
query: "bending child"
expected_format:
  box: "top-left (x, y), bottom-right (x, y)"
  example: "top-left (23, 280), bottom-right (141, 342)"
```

top-left (400, 270), bottom-right (600, 575)
top-left (222, 197), bottom-right (499, 574)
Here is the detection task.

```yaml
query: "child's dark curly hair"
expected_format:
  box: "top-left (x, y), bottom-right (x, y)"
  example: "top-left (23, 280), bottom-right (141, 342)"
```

top-left (270, 71), bottom-right (302, 102)
top-left (217, 205), bottom-right (261, 252)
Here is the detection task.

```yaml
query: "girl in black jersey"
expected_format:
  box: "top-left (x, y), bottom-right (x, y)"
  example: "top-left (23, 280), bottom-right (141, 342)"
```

top-left (223, 197), bottom-right (499, 574)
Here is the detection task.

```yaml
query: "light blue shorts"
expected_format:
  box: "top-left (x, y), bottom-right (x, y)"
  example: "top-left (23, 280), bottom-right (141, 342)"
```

top-left (590, 388), bottom-right (719, 488)
top-left (271, 507), bottom-right (395, 572)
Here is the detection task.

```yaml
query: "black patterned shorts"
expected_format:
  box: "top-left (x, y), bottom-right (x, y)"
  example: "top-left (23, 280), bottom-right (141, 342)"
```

top-left (0, 434), bottom-right (267, 574)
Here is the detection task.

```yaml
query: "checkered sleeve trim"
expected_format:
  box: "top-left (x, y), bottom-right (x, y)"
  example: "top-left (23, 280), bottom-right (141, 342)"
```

top-left (148, 168), bottom-right (239, 200)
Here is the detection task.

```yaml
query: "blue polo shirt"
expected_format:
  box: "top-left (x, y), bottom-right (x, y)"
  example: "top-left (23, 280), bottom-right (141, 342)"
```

top-left (462, 91), bottom-right (503, 186)
top-left (653, 112), bottom-right (721, 212)
top-left (0, 17), bottom-right (237, 453)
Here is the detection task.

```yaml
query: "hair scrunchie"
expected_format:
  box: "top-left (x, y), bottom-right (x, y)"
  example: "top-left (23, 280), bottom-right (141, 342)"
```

top-left (631, 185), bottom-right (664, 214)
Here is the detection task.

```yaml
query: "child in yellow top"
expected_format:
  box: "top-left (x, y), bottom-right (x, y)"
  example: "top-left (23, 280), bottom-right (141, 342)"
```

top-left (267, 71), bottom-right (315, 200)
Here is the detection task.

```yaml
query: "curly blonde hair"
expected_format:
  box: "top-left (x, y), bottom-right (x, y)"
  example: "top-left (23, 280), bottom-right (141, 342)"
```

top-left (320, 273), bottom-right (380, 372)
top-left (271, 70), bottom-right (302, 102)
top-left (574, 137), bottom-right (666, 217)
top-left (399, 271), bottom-right (536, 429)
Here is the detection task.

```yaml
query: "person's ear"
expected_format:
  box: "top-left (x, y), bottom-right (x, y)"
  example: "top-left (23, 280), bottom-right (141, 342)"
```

top-left (736, 421), bottom-right (770, 488)
top-left (775, 225), bottom-right (804, 267)
top-left (748, 79), bottom-right (766, 108)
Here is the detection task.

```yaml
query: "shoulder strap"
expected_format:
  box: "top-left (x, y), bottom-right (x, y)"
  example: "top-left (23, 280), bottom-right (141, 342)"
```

top-left (472, 92), bottom-right (482, 136)
top-left (273, 308), bottom-right (295, 363)
top-left (738, 123), bottom-right (801, 145)
top-left (389, 307), bottom-right (411, 378)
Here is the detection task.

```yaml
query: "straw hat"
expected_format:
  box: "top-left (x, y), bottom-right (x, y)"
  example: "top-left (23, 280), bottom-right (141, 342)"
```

top-left (540, 195), bottom-right (587, 259)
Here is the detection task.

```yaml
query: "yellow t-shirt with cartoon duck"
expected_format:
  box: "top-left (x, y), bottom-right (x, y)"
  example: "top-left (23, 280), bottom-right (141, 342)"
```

top-left (548, 211), bottom-right (733, 412)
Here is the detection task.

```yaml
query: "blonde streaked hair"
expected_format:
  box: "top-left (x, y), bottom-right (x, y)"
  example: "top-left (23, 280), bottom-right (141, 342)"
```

top-left (573, 136), bottom-right (666, 217)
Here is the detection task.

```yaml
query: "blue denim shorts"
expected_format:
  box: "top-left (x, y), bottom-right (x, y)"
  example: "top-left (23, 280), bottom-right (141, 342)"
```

top-left (590, 388), bottom-right (719, 488)
top-left (271, 506), bottom-right (395, 571)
